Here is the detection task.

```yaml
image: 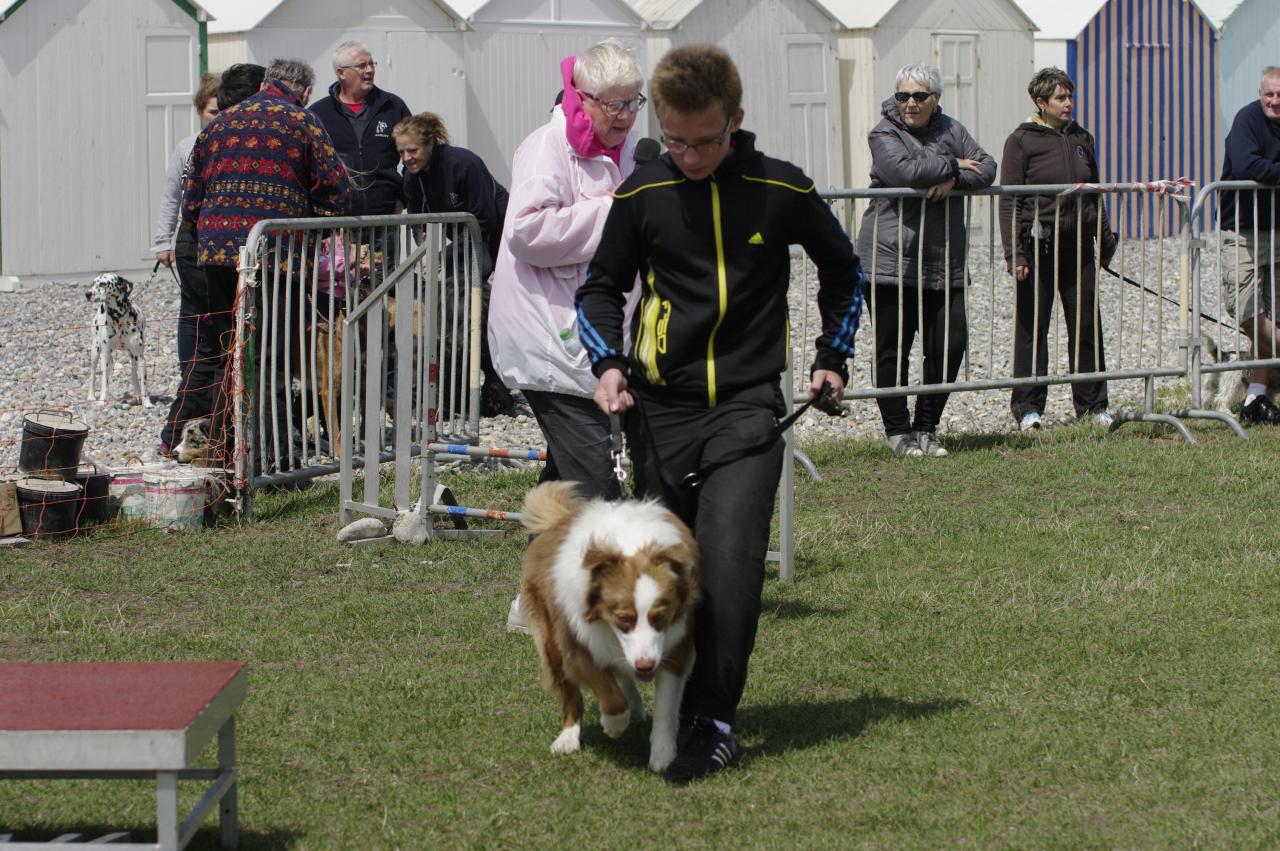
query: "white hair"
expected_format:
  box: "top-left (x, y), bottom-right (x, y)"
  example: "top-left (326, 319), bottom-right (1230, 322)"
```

top-left (332, 40), bottom-right (371, 73)
top-left (573, 38), bottom-right (643, 94)
top-left (895, 62), bottom-right (942, 95)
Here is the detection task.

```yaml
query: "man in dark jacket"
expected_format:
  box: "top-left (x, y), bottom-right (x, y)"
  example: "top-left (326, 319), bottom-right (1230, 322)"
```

top-left (577, 44), bottom-right (864, 784)
top-left (1218, 66), bottom-right (1280, 425)
top-left (310, 41), bottom-right (411, 217)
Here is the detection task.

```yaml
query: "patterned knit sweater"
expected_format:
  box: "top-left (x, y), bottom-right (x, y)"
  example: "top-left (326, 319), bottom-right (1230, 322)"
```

top-left (181, 81), bottom-right (350, 267)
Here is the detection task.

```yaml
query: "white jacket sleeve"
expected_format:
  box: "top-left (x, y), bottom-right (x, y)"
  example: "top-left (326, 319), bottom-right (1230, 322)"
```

top-left (504, 126), bottom-right (613, 270)
top-left (152, 135), bottom-right (196, 252)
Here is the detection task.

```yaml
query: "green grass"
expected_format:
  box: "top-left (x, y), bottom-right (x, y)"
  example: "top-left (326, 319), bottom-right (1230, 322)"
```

top-left (4, 423), bottom-right (1280, 849)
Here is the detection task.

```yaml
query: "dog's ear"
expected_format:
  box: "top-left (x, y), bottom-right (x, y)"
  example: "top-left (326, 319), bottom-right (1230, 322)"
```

top-left (650, 536), bottom-right (701, 601)
top-left (583, 542), bottom-right (623, 622)
top-left (119, 277), bottom-right (133, 296)
top-left (85, 289), bottom-right (94, 303)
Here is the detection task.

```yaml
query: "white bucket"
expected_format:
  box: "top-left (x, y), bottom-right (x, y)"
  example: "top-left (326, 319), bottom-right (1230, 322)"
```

top-left (108, 462), bottom-right (175, 520)
top-left (143, 468), bottom-right (208, 531)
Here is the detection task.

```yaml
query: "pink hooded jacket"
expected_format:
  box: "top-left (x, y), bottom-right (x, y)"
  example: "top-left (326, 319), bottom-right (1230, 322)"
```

top-left (487, 91), bottom-right (640, 397)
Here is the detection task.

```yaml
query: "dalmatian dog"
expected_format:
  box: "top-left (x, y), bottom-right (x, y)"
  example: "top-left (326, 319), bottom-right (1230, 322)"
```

top-left (85, 273), bottom-right (151, 407)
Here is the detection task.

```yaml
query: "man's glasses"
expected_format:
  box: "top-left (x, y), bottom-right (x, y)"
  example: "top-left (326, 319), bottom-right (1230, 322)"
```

top-left (341, 61), bottom-right (377, 72)
top-left (578, 91), bottom-right (647, 117)
top-left (894, 91), bottom-right (935, 103)
top-left (660, 120), bottom-right (732, 155)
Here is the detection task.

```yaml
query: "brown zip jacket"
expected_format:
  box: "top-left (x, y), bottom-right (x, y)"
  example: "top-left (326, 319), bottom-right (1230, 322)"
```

top-left (998, 119), bottom-right (1116, 271)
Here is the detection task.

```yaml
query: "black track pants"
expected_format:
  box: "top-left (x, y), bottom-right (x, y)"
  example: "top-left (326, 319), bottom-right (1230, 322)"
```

top-left (627, 382), bottom-right (785, 727)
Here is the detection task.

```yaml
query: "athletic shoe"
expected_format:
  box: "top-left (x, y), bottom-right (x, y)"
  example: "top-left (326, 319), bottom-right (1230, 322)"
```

top-left (506, 595), bottom-right (530, 635)
top-left (663, 716), bottom-right (741, 784)
top-left (1019, 412), bottom-right (1044, 431)
top-left (915, 430), bottom-right (949, 457)
top-left (1241, 395), bottom-right (1280, 425)
top-left (1093, 411), bottom-right (1115, 428)
top-left (886, 433), bottom-right (924, 457)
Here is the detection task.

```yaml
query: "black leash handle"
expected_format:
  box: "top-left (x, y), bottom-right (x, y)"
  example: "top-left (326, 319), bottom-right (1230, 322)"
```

top-left (608, 411), bottom-right (628, 483)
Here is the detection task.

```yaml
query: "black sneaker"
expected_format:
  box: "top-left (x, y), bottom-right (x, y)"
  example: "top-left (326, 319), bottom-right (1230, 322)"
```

top-left (1241, 395), bottom-right (1280, 425)
top-left (663, 716), bottom-right (740, 784)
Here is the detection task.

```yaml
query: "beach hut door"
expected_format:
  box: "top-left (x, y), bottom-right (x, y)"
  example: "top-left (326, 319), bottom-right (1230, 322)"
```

top-left (783, 35), bottom-right (840, 189)
top-left (933, 33), bottom-right (978, 140)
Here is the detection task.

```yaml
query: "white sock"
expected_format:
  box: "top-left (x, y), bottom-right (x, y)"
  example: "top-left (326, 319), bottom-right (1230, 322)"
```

top-left (713, 719), bottom-right (732, 736)
top-left (1246, 383), bottom-right (1268, 404)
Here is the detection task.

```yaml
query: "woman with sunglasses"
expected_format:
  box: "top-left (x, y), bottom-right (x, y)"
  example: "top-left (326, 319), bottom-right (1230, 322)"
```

top-left (856, 63), bottom-right (995, 457)
top-left (488, 38), bottom-right (647, 631)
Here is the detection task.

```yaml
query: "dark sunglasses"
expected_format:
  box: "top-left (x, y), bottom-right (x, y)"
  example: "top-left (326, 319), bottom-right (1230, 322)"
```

top-left (894, 91), bottom-right (935, 103)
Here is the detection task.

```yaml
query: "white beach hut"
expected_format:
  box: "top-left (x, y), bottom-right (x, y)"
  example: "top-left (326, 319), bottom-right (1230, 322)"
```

top-left (0, 0), bottom-right (210, 282)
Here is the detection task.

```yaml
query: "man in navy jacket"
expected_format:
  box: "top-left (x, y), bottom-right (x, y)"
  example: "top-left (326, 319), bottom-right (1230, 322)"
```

top-left (1220, 66), bottom-right (1280, 424)
top-left (311, 40), bottom-right (411, 217)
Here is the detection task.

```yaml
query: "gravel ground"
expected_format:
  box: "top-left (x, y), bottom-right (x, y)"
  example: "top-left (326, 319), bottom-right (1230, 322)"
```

top-left (0, 236), bottom-right (1225, 470)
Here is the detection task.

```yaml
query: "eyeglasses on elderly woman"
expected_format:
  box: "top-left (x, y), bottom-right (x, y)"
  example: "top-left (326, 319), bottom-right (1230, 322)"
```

top-left (578, 90), bottom-right (648, 117)
top-left (894, 91), bottom-right (936, 103)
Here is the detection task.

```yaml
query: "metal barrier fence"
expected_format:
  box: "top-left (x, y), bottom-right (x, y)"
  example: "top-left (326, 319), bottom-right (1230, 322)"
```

top-left (227, 183), bottom-right (1280, 579)
top-left (1188, 181), bottom-right (1280, 410)
top-left (775, 181), bottom-right (1262, 580)
top-left (227, 213), bottom-right (484, 519)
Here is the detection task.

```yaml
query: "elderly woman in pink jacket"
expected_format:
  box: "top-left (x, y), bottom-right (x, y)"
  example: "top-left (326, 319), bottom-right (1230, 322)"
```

top-left (489, 38), bottom-right (646, 501)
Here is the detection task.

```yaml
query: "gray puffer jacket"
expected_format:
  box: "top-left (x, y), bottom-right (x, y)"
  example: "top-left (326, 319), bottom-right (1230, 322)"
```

top-left (855, 97), bottom-right (996, 290)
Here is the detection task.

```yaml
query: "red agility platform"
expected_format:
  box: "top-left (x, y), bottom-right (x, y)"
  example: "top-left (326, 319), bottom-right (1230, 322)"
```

top-left (0, 661), bottom-right (247, 850)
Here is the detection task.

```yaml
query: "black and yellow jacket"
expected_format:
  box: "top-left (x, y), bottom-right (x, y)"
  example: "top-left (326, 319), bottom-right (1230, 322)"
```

top-left (576, 130), bottom-right (865, 408)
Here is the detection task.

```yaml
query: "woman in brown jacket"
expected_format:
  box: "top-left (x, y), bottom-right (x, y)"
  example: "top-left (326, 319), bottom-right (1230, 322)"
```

top-left (998, 67), bottom-right (1117, 431)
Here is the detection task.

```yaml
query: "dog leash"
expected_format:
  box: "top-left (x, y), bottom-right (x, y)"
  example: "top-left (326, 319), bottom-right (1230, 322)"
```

top-left (680, 380), bottom-right (845, 489)
top-left (149, 259), bottom-right (181, 287)
top-left (1100, 265), bottom-right (1222, 325)
top-left (612, 380), bottom-right (845, 494)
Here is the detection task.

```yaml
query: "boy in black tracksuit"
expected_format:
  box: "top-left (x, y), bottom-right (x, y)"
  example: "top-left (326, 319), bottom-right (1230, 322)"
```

top-left (576, 44), bottom-right (865, 783)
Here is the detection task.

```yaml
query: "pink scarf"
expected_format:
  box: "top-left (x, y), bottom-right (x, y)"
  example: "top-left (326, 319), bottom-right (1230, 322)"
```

top-left (560, 56), bottom-right (622, 167)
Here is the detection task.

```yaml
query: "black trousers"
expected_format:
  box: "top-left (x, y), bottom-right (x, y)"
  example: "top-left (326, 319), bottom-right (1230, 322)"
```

top-left (1010, 241), bottom-right (1108, 419)
top-left (162, 231), bottom-right (214, 448)
top-left (627, 382), bottom-right (785, 727)
top-left (872, 284), bottom-right (967, 436)
top-left (170, 264), bottom-right (238, 465)
top-left (524, 390), bottom-right (621, 501)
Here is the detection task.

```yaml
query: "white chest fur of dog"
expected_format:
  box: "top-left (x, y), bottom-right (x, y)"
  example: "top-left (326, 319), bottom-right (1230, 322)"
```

top-left (86, 273), bottom-right (151, 407)
top-left (519, 481), bottom-right (700, 773)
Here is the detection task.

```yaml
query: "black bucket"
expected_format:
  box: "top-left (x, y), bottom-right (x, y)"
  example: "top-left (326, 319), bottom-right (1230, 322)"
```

top-left (19, 410), bottom-right (89, 481)
top-left (15, 477), bottom-right (82, 540)
top-left (74, 465), bottom-right (111, 526)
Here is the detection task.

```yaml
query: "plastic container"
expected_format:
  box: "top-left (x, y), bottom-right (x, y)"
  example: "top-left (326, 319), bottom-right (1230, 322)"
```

top-left (15, 477), bottom-right (82, 540)
top-left (108, 461), bottom-right (175, 520)
top-left (18, 409), bottom-right (89, 481)
top-left (73, 463), bottom-right (111, 526)
top-left (144, 467), bottom-right (208, 531)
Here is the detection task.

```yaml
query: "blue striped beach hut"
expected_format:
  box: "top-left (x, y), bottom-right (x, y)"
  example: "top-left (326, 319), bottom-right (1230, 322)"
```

top-left (1020, 0), bottom-right (1219, 238)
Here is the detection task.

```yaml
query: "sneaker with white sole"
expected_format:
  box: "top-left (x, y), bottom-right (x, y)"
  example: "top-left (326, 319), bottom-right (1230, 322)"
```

top-left (887, 433), bottom-right (924, 457)
top-left (915, 430), bottom-right (949, 457)
top-left (1019, 412), bottom-right (1044, 431)
top-left (505, 595), bottom-right (529, 635)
